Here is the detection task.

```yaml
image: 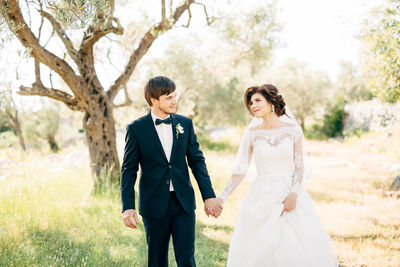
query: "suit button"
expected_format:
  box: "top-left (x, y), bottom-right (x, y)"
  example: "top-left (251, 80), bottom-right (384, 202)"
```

top-left (166, 180), bottom-right (170, 184)
top-left (168, 165), bottom-right (171, 169)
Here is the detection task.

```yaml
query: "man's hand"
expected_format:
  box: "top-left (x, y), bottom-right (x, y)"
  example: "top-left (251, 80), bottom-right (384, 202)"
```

top-left (204, 198), bottom-right (223, 218)
top-left (122, 209), bottom-right (139, 228)
top-left (280, 192), bottom-right (297, 216)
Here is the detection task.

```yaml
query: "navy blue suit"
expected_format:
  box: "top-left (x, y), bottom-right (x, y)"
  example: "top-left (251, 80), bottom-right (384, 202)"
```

top-left (121, 112), bottom-right (216, 266)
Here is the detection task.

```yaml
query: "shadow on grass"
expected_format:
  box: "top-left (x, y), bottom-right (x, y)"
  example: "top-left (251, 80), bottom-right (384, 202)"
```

top-left (0, 226), bottom-right (141, 266)
top-left (1, 206), bottom-right (233, 267)
top-left (191, 222), bottom-right (233, 267)
top-left (91, 190), bottom-right (233, 266)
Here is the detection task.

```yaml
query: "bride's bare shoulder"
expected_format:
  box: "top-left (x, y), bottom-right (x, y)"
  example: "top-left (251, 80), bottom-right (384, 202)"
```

top-left (248, 125), bottom-right (264, 131)
top-left (248, 122), bottom-right (297, 132)
top-left (280, 122), bottom-right (297, 129)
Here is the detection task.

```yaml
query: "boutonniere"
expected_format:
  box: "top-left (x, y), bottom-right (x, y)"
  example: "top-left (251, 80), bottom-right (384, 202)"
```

top-left (175, 123), bottom-right (184, 139)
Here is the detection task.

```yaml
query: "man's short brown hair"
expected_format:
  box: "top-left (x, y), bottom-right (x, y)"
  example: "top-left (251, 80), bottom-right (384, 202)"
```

top-left (144, 76), bottom-right (176, 106)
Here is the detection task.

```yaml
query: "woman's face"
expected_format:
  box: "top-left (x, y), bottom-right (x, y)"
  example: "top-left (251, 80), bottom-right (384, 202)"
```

top-left (249, 92), bottom-right (273, 118)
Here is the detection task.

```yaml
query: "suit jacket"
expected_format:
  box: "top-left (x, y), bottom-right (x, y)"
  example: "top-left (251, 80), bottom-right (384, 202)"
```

top-left (120, 112), bottom-right (216, 219)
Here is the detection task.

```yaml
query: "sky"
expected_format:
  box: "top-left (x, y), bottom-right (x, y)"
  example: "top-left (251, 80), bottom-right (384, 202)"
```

top-left (1, 0), bottom-right (384, 98)
top-left (273, 0), bottom-right (382, 80)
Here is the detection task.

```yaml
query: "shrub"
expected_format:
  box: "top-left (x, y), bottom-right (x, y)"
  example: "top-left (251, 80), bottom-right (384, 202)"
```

top-left (305, 96), bottom-right (347, 139)
top-left (320, 96), bottom-right (347, 138)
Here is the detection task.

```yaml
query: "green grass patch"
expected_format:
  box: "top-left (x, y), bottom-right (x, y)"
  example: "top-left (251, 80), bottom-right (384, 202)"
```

top-left (1, 135), bottom-right (400, 266)
top-left (197, 131), bottom-right (238, 153)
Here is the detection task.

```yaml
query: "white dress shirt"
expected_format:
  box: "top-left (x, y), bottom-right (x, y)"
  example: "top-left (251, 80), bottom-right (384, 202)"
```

top-left (151, 110), bottom-right (175, 191)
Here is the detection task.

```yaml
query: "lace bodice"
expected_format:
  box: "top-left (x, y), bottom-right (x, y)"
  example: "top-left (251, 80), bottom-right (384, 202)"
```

top-left (219, 125), bottom-right (306, 202)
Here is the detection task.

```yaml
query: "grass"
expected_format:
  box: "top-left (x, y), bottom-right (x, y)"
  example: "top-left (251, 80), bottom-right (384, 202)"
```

top-left (0, 147), bottom-right (231, 267)
top-left (1, 123), bottom-right (400, 266)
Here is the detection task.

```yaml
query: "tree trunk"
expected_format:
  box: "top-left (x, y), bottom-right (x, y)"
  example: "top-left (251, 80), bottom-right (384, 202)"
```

top-left (16, 125), bottom-right (26, 151)
top-left (83, 100), bottom-right (120, 187)
top-left (9, 111), bottom-right (26, 151)
top-left (3, 0), bottom-right (196, 189)
top-left (47, 135), bottom-right (59, 153)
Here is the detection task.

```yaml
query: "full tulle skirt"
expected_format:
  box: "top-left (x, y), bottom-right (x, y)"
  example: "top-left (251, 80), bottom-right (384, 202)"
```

top-left (226, 175), bottom-right (338, 267)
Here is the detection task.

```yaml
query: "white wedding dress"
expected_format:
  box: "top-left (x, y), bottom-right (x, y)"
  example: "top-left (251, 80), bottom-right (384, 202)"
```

top-left (219, 125), bottom-right (338, 267)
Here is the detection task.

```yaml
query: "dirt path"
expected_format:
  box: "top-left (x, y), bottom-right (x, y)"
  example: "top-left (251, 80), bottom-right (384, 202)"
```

top-left (304, 131), bottom-right (400, 267)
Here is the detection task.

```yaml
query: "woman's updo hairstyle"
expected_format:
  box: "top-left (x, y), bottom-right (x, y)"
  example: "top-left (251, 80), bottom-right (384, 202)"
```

top-left (244, 84), bottom-right (287, 117)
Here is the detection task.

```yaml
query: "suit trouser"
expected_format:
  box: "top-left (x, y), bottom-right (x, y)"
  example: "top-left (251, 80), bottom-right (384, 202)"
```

top-left (142, 192), bottom-right (196, 267)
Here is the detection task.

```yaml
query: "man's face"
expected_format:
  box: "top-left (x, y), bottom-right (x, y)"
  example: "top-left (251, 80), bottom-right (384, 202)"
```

top-left (152, 91), bottom-right (177, 115)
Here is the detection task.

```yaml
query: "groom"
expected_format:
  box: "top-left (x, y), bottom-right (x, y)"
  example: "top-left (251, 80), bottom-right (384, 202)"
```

top-left (121, 76), bottom-right (222, 267)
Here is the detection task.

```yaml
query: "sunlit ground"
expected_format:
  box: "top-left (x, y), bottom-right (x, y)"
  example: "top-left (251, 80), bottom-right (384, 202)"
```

top-left (0, 124), bottom-right (399, 266)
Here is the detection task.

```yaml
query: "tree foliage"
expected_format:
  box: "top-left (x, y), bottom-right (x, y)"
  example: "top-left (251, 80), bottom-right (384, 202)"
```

top-left (336, 61), bottom-right (372, 102)
top-left (216, 1), bottom-right (281, 74)
top-left (0, 0), bottom-right (206, 186)
top-left (269, 60), bottom-right (331, 129)
top-left (23, 102), bottom-right (61, 152)
top-left (151, 2), bottom-right (281, 128)
top-left (0, 83), bottom-right (26, 150)
top-left (153, 40), bottom-right (248, 128)
top-left (363, 0), bottom-right (400, 103)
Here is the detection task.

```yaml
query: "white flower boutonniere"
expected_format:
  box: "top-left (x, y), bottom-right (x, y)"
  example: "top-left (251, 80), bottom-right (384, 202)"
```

top-left (176, 123), bottom-right (184, 139)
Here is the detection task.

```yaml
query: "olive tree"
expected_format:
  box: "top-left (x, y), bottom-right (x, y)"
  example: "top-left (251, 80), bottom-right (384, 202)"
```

top-left (1, 0), bottom-right (211, 187)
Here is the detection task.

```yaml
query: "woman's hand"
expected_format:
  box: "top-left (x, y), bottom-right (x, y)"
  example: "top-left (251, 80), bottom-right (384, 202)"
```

top-left (280, 192), bottom-right (297, 216)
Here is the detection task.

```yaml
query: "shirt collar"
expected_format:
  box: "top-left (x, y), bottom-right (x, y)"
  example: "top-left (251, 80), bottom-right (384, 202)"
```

top-left (151, 110), bottom-right (170, 124)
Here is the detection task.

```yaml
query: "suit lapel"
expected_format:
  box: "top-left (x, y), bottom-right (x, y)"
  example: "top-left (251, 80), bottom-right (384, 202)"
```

top-left (170, 114), bottom-right (178, 161)
top-left (144, 112), bottom-right (168, 162)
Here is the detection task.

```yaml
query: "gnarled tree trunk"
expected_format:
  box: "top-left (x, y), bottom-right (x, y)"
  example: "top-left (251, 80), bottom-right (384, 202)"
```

top-left (82, 97), bottom-right (120, 184)
top-left (13, 114), bottom-right (26, 151)
top-left (1, 0), bottom-right (197, 188)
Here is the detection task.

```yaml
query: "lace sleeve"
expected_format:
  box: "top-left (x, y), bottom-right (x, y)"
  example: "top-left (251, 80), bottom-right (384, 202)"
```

top-left (291, 126), bottom-right (306, 193)
top-left (219, 128), bottom-right (253, 202)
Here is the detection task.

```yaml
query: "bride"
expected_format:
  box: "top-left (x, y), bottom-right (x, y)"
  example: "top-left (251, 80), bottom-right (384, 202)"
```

top-left (218, 84), bottom-right (338, 267)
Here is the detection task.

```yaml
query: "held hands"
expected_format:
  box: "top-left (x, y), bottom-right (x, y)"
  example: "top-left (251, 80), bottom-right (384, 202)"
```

top-left (280, 192), bottom-right (297, 216)
top-left (122, 209), bottom-right (139, 229)
top-left (204, 198), bottom-right (224, 218)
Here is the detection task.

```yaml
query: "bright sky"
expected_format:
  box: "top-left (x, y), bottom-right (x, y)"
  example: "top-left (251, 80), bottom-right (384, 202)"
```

top-left (273, 0), bottom-right (381, 80)
top-left (1, 0), bottom-right (383, 97)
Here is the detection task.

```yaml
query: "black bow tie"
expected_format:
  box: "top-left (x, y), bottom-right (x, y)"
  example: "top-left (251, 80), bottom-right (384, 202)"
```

top-left (155, 117), bottom-right (172, 125)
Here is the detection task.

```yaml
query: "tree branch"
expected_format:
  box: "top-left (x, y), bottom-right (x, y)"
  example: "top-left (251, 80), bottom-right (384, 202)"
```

top-left (24, 0), bottom-right (31, 28)
top-left (180, 4), bottom-right (192, 28)
top-left (193, 2), bottom-right (215, 25)
top-left (109, 0), bottom-right (115, 16)
top-left (5, 109), bottom-right (17, 127)
top-left (37, 3), bottom-right (44, 39)
top-left (34, 59), bottom-right (43, 86)
top-left (35, 9), bottom-right (44, 87)
top-left (38, 9), bottom-right (78, 62)
top-left (18, 83), bottom-right (84, 111)
top-left (161, 0), bottom-right (166, 22)
top-left (113, 84), bottom-right (132, 108)
top-left (3, 0), bottom-right (82, 98)
top-left (80, 16), bottom-right (123, 53)
top-left (107, 0), bottom-right (195, 101)
top-left (169, 0), bottom-right (173, 16)
top-left (80, 0), bottom-right (121, 53)
top-left (42, 28), bottom-right (55, 47)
